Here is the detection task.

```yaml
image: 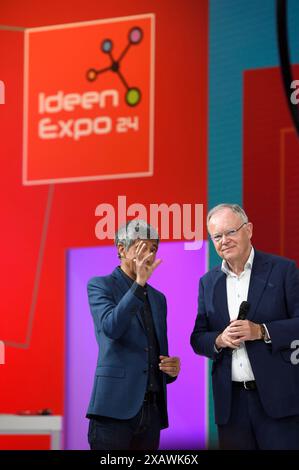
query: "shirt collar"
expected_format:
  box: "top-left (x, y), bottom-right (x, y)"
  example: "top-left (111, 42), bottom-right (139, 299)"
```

top-left (221, 247), bottom-right (255, 276)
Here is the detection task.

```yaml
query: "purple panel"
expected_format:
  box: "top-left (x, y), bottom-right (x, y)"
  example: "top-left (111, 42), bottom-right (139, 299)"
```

top-left (65, 241), bottom-right (207, 449)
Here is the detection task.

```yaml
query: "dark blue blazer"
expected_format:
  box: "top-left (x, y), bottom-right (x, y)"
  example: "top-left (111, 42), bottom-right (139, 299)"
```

top-left (191, 250), bottom-right (299, 425)
top-left (86, 267), bottom-right (175, 428)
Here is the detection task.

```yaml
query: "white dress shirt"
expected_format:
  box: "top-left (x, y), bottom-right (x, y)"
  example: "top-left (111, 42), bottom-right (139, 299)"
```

top-left (221, 247), bottom-right (255, 382)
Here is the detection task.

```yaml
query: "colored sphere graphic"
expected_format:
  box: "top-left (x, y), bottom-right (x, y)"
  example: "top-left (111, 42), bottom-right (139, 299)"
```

top-left (101, 39), bottom-right (113, 53)
top-left (126, 88), bottom-right (141, 106)
top-left (87, 28), bottom-right (144, 106)
top-left (129, 27), bottom-right (143, 45)
top-left (86, 69), bottom-right (97, 81)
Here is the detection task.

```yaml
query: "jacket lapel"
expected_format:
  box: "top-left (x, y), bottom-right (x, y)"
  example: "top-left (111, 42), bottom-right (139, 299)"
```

top-left (247, 251), bottom-right (272, 321)
top-left (111, 267), bottom-right (131, 294)
top-left (111, 267), bottom-right (146, 331)
top-left (213, 268), bottom-right (231, 326)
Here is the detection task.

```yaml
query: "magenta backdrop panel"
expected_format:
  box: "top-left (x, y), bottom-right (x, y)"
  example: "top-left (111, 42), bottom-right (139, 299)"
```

top-left (65, 241), bottom-right (207, 449)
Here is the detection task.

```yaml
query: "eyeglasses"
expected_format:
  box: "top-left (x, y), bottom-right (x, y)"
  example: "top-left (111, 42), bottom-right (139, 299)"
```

top-left (210, 222), bottom-right (247, 243)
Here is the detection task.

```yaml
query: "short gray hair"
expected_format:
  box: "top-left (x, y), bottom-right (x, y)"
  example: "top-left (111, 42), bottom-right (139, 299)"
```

top-left (115, 219), bottom-right (159, 251)
top-left (207, 203), bottom-right (249, 226)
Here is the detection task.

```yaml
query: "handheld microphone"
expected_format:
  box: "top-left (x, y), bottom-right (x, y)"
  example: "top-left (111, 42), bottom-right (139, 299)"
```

top-left (237, 301), bottom-right (250, 320)
top-left (231, 301), bottom-right (250, 354)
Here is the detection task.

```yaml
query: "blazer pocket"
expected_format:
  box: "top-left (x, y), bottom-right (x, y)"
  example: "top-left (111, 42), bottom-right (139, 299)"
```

top-left (96, 366), bottom-right (125, 378)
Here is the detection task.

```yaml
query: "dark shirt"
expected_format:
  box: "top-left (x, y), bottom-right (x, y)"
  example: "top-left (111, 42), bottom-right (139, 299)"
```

top-left (118, 267), bottom-right (162, 393)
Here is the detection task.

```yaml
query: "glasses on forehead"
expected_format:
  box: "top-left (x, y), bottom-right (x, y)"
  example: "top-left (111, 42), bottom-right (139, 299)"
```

top-left (210, 222), bottom-right (247, 243)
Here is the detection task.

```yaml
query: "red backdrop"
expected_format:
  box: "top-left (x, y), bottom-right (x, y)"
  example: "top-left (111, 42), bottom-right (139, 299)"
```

top-left (244, 65), bottom-right (299, 265)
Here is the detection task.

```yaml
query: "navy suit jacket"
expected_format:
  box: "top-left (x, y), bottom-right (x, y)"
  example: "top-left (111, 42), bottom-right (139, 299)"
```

top-left (191, 250), bottom-right (299, 425)
top-left (86, 267), bottom-right (175, 428)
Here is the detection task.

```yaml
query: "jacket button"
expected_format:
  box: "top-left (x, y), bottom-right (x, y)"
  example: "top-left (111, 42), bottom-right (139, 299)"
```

top-left (144, 347), bottom-right (149, 352)
top-left (143, 369), bottom-right (147, 373)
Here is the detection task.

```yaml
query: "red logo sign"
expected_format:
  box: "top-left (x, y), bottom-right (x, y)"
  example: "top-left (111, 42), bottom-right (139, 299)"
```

top-left (23, 14), bottom-right (155, 185)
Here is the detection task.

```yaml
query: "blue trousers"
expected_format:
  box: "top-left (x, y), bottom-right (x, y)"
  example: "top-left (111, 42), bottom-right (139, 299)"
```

top-left (218, 383), bottom-right (299, 449)
top-left (88, 400), bottom-right (161, 451)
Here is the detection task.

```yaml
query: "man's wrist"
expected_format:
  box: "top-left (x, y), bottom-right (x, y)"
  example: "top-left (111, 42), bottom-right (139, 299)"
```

top-left (136, 277), bottom-right (146, 287)
top-left (259, 323), bottom-right (268, 341)
top-left (132, 282), bottom-right (147, 301)
top-left (258, 324), bottom-right (264, 340)
top-left (215, 333), bottom-right (223, 349)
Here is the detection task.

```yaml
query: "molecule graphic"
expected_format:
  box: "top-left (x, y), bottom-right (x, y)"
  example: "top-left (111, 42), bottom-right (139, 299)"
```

top-left (86, 26), bottom-right (143, 107)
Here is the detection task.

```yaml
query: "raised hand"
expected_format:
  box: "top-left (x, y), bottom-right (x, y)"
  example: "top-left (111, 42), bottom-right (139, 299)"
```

top-left (134, 241), bottom-right (162, 286)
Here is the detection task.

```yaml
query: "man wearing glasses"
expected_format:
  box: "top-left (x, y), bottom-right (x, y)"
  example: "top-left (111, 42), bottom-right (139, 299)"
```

top-left (191, 203), bottom-right (299, 449)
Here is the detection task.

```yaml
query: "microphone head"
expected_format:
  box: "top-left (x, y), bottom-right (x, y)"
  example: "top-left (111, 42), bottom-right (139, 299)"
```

top-left (238, 301), bottom-right (250, 320)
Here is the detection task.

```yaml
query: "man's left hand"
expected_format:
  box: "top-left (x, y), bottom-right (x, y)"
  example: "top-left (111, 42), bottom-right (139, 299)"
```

top-left (228, 320), bottom-right (261, 345)
top-left (159, 356), bottom-right (180, 377)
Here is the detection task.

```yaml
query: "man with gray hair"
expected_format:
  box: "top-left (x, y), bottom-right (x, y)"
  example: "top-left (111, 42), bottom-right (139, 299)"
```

top-left (191, 203), bottom-right (299, 449)
top-left (86, 219), bottom-right (180, 450)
